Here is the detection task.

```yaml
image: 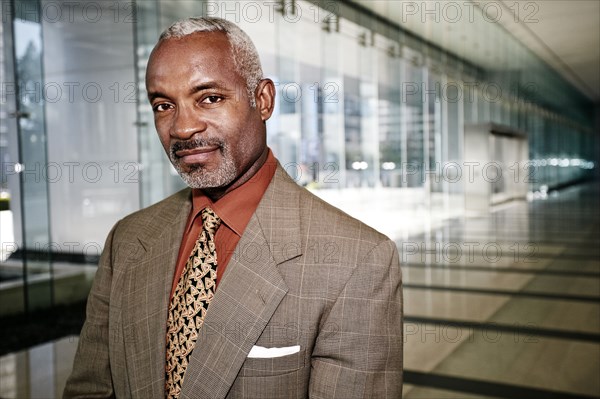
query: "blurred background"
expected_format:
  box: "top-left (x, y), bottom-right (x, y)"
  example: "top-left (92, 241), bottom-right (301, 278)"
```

top-left (0, 0), bottom-right (598, 398)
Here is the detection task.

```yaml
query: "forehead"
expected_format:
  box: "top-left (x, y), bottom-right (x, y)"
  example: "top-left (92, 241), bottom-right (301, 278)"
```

top-left (146, 31), bottom-right (242, 89)
top-left (153, 30), bottom-right (231, 59)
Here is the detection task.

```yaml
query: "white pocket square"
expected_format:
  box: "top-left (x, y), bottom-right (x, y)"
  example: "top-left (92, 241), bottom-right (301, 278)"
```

top-left (247, 345), bottom-right (300, 358)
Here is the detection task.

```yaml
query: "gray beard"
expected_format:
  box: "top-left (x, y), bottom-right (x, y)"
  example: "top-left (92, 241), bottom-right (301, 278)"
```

top-left (169, 139), bottom-right (238, 189)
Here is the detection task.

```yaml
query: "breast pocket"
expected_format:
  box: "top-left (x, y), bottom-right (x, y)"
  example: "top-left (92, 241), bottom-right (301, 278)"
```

top-left (238, 348), bottom-right (307, 377)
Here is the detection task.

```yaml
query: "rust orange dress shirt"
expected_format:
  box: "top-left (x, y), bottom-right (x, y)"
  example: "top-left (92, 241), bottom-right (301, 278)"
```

top-left (170, 149), bottom-right (278, 298)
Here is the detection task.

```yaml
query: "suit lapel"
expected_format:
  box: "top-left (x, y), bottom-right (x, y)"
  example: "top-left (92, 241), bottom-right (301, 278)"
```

top-left (180, 166), bottom-right (302, 399)
top-left (121, 189), bottom-right (192, 398)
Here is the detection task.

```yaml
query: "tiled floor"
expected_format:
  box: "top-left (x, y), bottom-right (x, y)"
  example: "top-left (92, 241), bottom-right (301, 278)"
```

top-left (0, 183), bottom-right (598, 398)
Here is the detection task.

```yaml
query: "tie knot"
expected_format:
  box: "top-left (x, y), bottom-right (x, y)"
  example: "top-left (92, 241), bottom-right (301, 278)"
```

top-left (201, 207), bottom-right (221, 235)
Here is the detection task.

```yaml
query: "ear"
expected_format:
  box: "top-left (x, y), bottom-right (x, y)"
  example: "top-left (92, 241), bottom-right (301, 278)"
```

top-left (255, 79), bottom-right (276, 122)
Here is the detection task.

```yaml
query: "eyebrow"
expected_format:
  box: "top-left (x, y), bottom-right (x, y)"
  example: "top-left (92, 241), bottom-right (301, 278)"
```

top-left (147, 90), bottom-right (168, 102)
top-left (190, 81), bottom-right (227, 94)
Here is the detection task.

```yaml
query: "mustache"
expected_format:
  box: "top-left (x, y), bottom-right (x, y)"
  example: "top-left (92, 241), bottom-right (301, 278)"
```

top-left (170, 137), bottom-right (224, 157)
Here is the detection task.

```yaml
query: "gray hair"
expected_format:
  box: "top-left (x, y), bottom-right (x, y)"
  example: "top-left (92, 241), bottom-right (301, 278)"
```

top-left (159, 17), bottom-right (263, 107)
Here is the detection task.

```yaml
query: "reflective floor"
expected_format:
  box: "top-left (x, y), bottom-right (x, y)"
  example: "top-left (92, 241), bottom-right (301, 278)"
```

top-left (0, 183), bottom-right (598, 398)
top-left (0, 336), bottom-right (78, 399)
top-left (402, 183), bottom-right (600, 398)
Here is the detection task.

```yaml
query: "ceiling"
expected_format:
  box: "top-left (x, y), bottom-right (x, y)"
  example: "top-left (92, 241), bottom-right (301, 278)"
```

top-left (346, 0), bottom-right (600, 103)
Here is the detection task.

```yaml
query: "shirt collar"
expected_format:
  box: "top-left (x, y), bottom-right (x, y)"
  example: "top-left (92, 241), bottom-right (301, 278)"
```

top-left (188, 148), bottom-right (277, 236)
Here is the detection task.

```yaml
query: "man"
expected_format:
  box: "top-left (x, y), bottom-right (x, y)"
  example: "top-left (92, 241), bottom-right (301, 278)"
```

top-left (64, 17), bottom-right (402, 399)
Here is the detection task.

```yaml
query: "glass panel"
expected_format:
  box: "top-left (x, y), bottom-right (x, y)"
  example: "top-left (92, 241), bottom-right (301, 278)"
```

top-left (401, 46), bottom-right (425, 188)
top-left (443, 75), bottom-right (463, 211)
top-left (320, 12), bottom-right (345, 189)
top-left (6, 0), bottom-right (52, 313)
top-left (271, 3), bottom-right (302, 181)
top-left (42, 0), bottom-right (139, 251)
top-left (378, 35), bottom-right (401, 188)
top-left (0, 0), bottom-right (26, 316)
top-left (357, 30), bottom-right (378, 188)
top-left (424, 69), bottom-right (441, 194)
top-left (340, 21), bottom-right (361, 188)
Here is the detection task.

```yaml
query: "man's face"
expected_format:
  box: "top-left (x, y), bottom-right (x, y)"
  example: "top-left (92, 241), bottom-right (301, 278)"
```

top-left (145, 32), bottom-right (271, 193)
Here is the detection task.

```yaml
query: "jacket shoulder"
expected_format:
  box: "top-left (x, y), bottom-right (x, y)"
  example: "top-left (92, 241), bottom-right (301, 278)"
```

top-left (112, 188), bottom-right (191, 241)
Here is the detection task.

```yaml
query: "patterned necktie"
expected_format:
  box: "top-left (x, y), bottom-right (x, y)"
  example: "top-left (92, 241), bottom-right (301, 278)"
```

top-left (165, 207), bottom-right (221, 399)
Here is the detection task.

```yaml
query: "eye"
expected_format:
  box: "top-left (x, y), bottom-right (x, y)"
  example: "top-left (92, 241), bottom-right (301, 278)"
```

top-left (202, 95), bottom-right (223, 104)
top-left (153, 103), bottom-right (173, 113)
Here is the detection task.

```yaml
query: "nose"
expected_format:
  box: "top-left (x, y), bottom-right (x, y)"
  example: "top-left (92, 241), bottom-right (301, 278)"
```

top-left (171, 105), bottom-right (207, 139)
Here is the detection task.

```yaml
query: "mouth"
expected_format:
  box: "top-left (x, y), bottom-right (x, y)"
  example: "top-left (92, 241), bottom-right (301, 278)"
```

top-left (174, 145), bottom-right (220, 164)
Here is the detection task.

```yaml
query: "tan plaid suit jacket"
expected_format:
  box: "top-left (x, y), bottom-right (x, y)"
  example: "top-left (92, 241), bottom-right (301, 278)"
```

top-left (63, 164), bottom-right (403, 399)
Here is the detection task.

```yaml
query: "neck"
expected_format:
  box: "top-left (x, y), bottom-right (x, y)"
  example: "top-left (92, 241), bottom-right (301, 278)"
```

top-left (202, 147), bottom-right (269, 201)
